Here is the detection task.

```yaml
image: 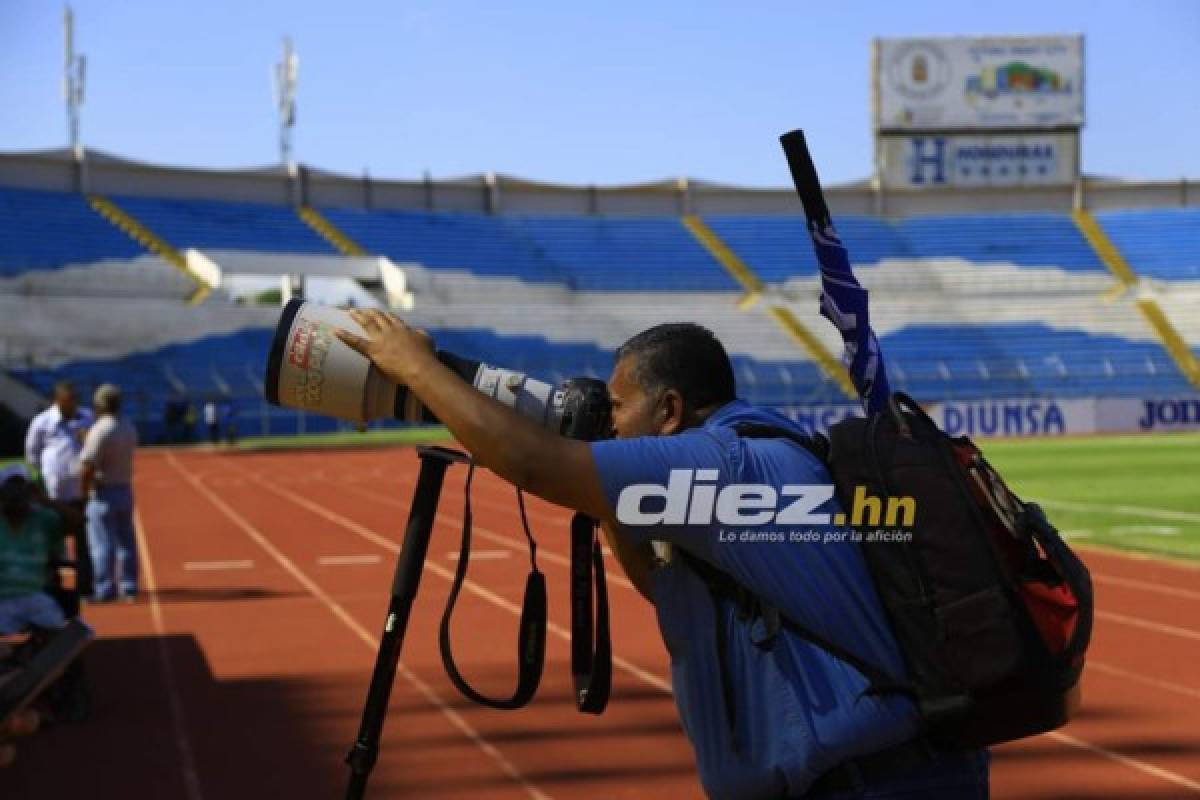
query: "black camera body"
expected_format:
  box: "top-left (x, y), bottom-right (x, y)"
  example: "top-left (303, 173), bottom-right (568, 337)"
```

top-left (557, 378), bottom-right (612, 442)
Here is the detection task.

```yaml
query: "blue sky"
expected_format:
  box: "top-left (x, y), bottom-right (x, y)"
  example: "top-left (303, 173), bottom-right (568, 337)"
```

top-left (1, 1), bottom-right (1197, 186)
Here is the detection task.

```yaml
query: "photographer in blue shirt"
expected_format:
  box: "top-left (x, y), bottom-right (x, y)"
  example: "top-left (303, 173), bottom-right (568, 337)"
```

top-left (337, 227), bottom-right (988, 797)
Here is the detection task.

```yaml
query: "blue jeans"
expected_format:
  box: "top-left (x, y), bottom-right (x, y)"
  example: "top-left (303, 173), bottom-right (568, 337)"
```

top-left (86, 486), bottom-right (138, 598)
top-left (809, 748), bottom-right (989, 799)
top-left (0, 592), bottom-right (67, 634)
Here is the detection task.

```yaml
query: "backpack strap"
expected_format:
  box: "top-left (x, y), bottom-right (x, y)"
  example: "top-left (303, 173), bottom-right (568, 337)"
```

top-left (675, 549), bottom-right (912, 699)
top-left (730, 422), bottom-right (831, 464)
top-left (684, 423), bottom-right (914, 702)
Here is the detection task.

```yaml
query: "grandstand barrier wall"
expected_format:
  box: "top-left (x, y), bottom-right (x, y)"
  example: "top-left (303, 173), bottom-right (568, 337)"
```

top-left (2, 149), bottom-right (1197, 217)
top-left (782, 395), bottom-right (1200, 437)
top-left (12, 388), bottom-right (1197, 446)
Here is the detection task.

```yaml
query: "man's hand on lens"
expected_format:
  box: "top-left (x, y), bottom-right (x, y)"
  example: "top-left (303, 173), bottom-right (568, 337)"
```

top-left (335, 309), bottom-right (436, 385)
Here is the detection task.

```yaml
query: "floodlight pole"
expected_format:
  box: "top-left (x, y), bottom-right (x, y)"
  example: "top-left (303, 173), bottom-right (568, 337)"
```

top-left (273, 36), bottom-right (299, 175)
top-left (63, 6), bottom-right (86, 162)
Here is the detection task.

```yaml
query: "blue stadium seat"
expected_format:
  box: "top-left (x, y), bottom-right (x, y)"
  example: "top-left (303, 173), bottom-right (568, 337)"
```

top-left (703, 215), bottom-right (907, 279)
top-left (703, 213), bottom-right (1104, 277)
top-left (110, 195), bottom-right (335, 254)
top-left (880, 324), bottom-right (1194, 399)
top-left (0, 186), bottom-right (144, 275)
top-left (505, 216), bottom-right (737, 290)
top-left (1094, 209), bottom-right (1200, 281)
top-left (897, 214), bottom-right (1105, 272)
top-left (322, 208), bottom-right (736, 289)
top-left (322, 207), bottom-right (565, 282)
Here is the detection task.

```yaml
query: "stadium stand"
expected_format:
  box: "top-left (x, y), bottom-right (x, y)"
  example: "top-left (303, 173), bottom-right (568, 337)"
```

top-left (897, 213), bottom-right (1107, 271)
top-left (0, 186), bottom-right (143, 275)
top-left (322, 207), bottom-right (567, 282)
top-left (704, 212), bottom-right (1107, 279)
top-left (324, 209), bottom-right (740, 290)
top-left (1095, 209), bottom-right (1200, 281)
top-left (110, 194), bottom-right (336, 254)
top-left (504, 216), bottom-right (738, 290)
top-left (704, 215), bottom-right (906, 280)
top-left (2, 181), bottom-right (1198, 444)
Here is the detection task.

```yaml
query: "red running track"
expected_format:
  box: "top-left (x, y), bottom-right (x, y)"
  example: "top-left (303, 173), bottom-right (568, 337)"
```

top-left (3, 446), bottom-right (1199, 799)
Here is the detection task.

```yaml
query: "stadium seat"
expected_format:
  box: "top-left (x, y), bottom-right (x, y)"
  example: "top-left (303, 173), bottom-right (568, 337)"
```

top-left (1094, 209), bottom-right (1200, 281)
top-left (504, 216), bottom-right (738, 290)
top-left (109, 194), bottom-right (336, 254)
top-left (0, 187), bottom-right (143, 276)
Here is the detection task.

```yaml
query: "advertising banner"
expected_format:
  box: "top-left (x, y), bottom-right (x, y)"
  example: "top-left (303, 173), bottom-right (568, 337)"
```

top-left (1096, 396), bottom-right (1200, 433)
top-left (780, 395), bottom-right (1200, 437)
top-left (925, 398), bottom-right (1094, 437)
top-left (879, 132), bottom-right (1077, 188)
top-left (876, 36), bottom-right (1084, 131)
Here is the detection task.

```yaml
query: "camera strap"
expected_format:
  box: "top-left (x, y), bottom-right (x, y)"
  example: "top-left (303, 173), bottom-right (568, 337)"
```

top-left (438, 463), bottom-right (546, 709)
top-left (570, 512), bottom-right (611, 714)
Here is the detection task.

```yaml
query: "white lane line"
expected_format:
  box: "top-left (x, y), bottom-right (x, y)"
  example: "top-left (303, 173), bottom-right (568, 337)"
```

top-left (344, 478), bottom-right (1185, 604)
top-left (1097, 610), bottom-right (1200, 643)
top-left (1046, 731), bottom-right (1200, 794)
top-left (1039, 498), bottom-right (1200, 524)
top-left (1093, 573), bottom-right (1200, 602)
top-left (1086, 660), bottom-right (1200, 701)
top-left (165, 453), bottom-right (551, 800)
top-left (331, 474), bottom-right (573, 532)
top-left (1110, 525), bottom-right (1180, 536)
top-left (317, 555), bottom-right (382, 567)
top-left (133, 510), bottom-right (206, 800)
top-left (245, 470), bottom-right (671, 694)
top-left (447, 550), bottom-right (510, 561)
top-left (253, 460), bottom-right (1200, 793)
top-left (261, 461), bottom-right (575, 531)
top-left (183, 560), bottom-right (254, 571)
top-left (338, 482), bottom-right (639, 592)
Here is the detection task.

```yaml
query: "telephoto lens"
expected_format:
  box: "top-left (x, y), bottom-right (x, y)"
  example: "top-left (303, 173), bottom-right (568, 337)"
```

top-left (264, 299), bottom-right (611, 439)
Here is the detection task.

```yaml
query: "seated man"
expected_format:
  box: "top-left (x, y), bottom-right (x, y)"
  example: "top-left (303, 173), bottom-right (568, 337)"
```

top-left (0, 465), bottom-right (67, 635)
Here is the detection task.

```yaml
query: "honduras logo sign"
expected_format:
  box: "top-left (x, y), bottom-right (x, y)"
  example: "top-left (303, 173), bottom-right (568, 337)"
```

top-left (903, 135), bottom-right (1065, 187)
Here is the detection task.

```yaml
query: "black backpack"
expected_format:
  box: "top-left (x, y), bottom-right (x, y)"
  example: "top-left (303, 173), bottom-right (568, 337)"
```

top-left (683, 391), bottom-right (1093, 750)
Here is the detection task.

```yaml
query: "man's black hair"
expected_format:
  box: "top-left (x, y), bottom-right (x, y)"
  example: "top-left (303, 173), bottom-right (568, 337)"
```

top-left (614, 323), bottom-right (736, 411)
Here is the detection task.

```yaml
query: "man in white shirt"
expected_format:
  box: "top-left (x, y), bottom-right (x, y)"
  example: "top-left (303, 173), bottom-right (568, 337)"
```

top-left (25, 381), bottom-right (94, 599)
top-left (79, 384), bottom-right (139, 603)
top-left (24, 382), bottom-right (93, 503)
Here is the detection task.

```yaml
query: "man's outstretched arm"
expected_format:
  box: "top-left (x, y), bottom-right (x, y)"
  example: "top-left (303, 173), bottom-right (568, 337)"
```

top-left (337, 310), bottom-right (609, 518)
top-left (335, 310), bottom-right (656, 601)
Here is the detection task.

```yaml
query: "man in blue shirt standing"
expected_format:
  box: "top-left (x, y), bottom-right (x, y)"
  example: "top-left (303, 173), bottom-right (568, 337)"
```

top-left (336, 223), bottom-right (989, 797)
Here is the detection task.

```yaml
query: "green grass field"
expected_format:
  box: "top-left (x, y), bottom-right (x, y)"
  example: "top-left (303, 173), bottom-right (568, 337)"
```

top-left (6, 430), bottom-right (1198, 561)
top-left (981, 432), bottom-right (1200, 561)
top-left (232, 426), bottom-right (452, 451)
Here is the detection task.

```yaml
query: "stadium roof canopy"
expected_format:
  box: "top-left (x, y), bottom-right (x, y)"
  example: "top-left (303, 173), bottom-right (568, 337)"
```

top-left (0, 147), bottom-right (1196, 218)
